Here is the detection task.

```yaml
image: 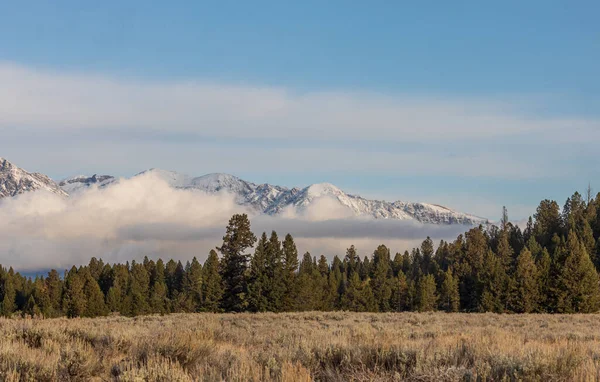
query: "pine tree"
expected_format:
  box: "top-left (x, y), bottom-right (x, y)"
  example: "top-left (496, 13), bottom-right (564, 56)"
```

top-left (24, 295), bottom-right (38, 317)
top-left (295, 252), bottom-right (321, 311)
top-left (439, 268), bottom-right (460, 312)
top-left (341, 272), bottom-right (376, 312)
top-left (360, 256), bottom-right (371, 280)
top-left (149, 259), bottom-right (168, 314)
top-left (202, 250), bottom-right (223, 312)
top-left (370, 245), bottom-right (393, 312)
top-left (247, 232), bottom-right (269, 312)
top-left (421, 237), bottom-right (436, 275)
top-left (82, 269), bottom-right (108, 317)
top-left (88, 257), bottom-right (104, 281)
top-left (390, 271), bottom-right (409, 312)
top-left (533, 199), bottom-right (562, 250)
top-left (392, 252), bottom-right (403, 277)
top-left (45, 269), bottom-right (63, 317)
top-left (31, 278), bottom-right (51, 317)
top-left (317, 255), bottom-right (329, 276)
top-left (218, 214), bottom-right (257, 312)
top-left (324, 266), bottom-right (342, 311)
top-left (435, 241), bottom-right (451, 272)
top-left (416, 274), bottom-right (437, 312)
top-left (555, 231), bottom-right (600, 313)
top-left (1, 271), bottom-right (16, 317)
top-left (127, 262), bottom-right (150, 316)
top-left (513, 248), bottom-right (539, 313)
top-left (400, 251), bottom-right (412, 276)
top-left (106, 287), bottom-right (120, 313)
top-left (460, 228), bottom-right (488, 311)
top-left (496, 231), bottom-right (517, 311)
top-left (183, 257), bottom-right (203, 312)
top-left (63, 267), bottom-right (86, 318)
top-left (265, 231), bottom-right (285, 312)
top-left (281, 234), bottom-right (299, 311)
top-left (105, 264), bottom-right (129, 314)
top-left (165, 259), bottom-right (178, 300)
top-left (345, 245), bottom-right (359, 277)
top-left (536, 248), bottom-right (551, 312)
top-left (410, 248), bottom-right (423, 281)
top-left (479, 249), bottom-right (506, 313)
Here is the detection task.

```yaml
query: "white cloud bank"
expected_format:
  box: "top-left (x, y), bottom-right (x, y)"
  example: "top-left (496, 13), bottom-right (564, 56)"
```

top-left (1, 62), bottom-right (598, 145)
top-left (0, 174), bottom-right (466, 271)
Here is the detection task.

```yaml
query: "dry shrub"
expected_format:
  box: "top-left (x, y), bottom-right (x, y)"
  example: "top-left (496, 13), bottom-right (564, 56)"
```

top-left (0, 313), bottom-right (600, 381)
top-left (58, 340), bottom-right (102, 381)
top-left (118, 354), bottom-right (193, 382)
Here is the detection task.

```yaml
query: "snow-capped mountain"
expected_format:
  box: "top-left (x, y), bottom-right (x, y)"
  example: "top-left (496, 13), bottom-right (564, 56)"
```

top-left (0, 157), bottom-right (488, 225)
top-left (130, 169), bottom-right (487, 225)
top-left (59, 174), bottom-right (117, 194)
top-left (0, 158), bottom-right (67, 198)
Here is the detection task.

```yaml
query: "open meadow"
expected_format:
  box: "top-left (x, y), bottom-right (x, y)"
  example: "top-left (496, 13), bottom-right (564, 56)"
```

top-left (0, 312), bottom-right (599, 381)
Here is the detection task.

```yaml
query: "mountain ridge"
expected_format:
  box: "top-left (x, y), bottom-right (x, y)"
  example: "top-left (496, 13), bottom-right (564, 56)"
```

top-left (128, 169), bottom-right (489, 225)
top-left (0, 157), bottom-right (67, 198)
top-left (0, 157), bottom-right (488, 225)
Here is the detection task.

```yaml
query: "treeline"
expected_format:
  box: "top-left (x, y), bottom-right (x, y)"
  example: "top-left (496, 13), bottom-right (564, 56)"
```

top-left (2, 190), bottom-right (600, 317)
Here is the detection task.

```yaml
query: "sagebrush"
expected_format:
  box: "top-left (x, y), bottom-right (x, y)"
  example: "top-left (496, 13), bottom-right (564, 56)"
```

top-left (1, 312), bottom-right (600, 381)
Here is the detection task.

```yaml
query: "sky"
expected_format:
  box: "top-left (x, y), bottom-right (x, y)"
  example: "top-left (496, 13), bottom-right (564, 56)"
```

top-left (1, 1), bottom-right (600, 222)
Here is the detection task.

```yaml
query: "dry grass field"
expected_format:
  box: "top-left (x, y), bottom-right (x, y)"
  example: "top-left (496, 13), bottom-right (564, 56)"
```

top-left (0, 312), bottom-right (599, 381)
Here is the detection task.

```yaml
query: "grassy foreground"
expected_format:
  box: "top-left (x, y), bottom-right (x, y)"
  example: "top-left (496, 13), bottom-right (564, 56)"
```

top-left (0, 312), bottom-right (599, 381)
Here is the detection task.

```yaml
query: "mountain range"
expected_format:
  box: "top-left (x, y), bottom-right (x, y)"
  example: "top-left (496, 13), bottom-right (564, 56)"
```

top-left (0, 157), bottom-right (488, 225)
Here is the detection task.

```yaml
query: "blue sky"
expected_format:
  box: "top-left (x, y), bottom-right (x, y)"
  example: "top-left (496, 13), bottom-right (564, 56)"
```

top-left (1, 1), bottom-right (599, 220)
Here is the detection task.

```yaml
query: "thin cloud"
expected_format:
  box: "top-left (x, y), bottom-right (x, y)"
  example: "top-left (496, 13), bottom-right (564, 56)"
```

top-left (1, 62), bottom-right (598, 144)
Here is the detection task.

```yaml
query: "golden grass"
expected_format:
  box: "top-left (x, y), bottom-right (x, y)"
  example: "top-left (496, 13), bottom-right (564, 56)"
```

top-left (0, 312), bottom-right (599, 381)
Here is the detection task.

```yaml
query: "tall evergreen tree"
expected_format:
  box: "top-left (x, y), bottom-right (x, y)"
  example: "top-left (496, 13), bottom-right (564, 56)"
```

top-left (513, 248), bottom-right (539, 313)
top-left (390, 271), bottom-right (409, 312)
top-left (420, 237), bottom-right (436, 275)
top-left (345, 245), bottom-right (359, 277)
top-left (324, 265), bottom-right (342, 311)
top-left (416, 274), bottom-right (437, 312)
top-left (370, 245), bottom-right (393, 312)
top-left (1, 270), bottom-right (16, 317)
top-left (340, 272), bottom-right (376, 312)
top-left (555, 231), bottom-right (600, 313)
top-left (536, 248), bottom-right (551, 312)
top-left (201, 250), bottom-right (223, 312)
top-left (533, 199), bottom-right (562, 250)
top-left (295, 252), bottom-right (322, 311)
top-left (149, 259), bottom-right (168, 314)
top-left (265, 231), bottom-right (285, 312)
top-left (479, 249), bottom-right (506, 313)
top-left (127, 262), bottom-right (150, 316)
top-left (183, 257), bottom-right (203, 312)
top-left (88, 257), bottom-right (104, 281)
top-left (281, 234), bottom-right (299, 311)
top-left (63, 267), bottom-right (86, 318)
top-left (45, 269), bottom-right (63, 317)
top-left (247, 232), bottom-right (269, 312)
top-left (439, 268), bottom-right (460, 312)
top-left (218, 214), bottom-right (257, 312)
top-left (31, 278), bottom-right (50, 317)
top-left (82, 269), bottom-right (108, 317)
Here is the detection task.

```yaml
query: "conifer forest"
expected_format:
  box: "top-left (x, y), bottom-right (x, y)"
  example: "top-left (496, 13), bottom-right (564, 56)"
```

top-left (3, 190), bottom-right (600, 318)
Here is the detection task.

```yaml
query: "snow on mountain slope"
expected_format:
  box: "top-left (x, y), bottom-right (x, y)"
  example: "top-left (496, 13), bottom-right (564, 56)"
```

top-left (0, 158), bottom-right (67, 198)
top-left (125, 170), bottom-right (488, 225)
top-left (393, 201), bottom-right (485, 225)
top-left (59, 174), bottom-right (117, 194)
top-left (3, 161), bottom-right (485, 225)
